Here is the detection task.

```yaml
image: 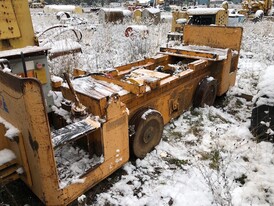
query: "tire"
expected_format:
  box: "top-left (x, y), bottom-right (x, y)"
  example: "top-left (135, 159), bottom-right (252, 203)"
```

top-left (129, 108), bottom-right (164, 159)
top-left (251, 104), bottom-right (274, 142)
top-left (193, 77), bottom-right (217, 108)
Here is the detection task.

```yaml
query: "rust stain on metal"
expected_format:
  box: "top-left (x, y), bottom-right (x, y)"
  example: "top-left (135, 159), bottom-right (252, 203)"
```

top-left (106, 115), bottom-right (126, 131)
top-left (28, 131), bottom-right (39, 152)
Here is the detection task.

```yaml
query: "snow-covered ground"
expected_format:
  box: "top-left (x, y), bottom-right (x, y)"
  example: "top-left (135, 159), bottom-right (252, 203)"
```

top-left (2, 11), bottom-right (274, 206)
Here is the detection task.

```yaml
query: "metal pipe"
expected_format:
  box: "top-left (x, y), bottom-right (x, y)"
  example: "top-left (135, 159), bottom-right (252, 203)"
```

top-left (63, 73), bottom-right (81, 108)
top-left (20, 52), bottom-right (28, 77)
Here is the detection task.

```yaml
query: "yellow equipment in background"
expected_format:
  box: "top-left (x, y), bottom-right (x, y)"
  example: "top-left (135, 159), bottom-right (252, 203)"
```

top-left (0, 0), bottom-right (38, 50)
top-left (169, 3), bottom-right (229, 42)
top-left (28, 0), bottom-right (45, 8)
top-left (171, 5), bottom-right (229, 33)
top-left (239, 0), bottom-right (273, 19)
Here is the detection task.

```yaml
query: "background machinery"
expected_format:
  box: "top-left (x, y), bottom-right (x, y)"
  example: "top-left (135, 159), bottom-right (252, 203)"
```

top-left (28, 0), bottom-right (45, 8)
top-left (168, 3), bottom-right (229, 42)
top-left (239, 0), bottom-right (273, 20)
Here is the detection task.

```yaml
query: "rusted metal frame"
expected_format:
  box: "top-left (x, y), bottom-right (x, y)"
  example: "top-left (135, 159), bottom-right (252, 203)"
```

top-left (187, 59), bottom-right (210, 71)
top-left (115, 59), bottom-right (155, 76)
top-left (62, 85), bottom-right (106, 100)
top-left (62, 111), bottom-right (129, 205)
top-left (128, 68), bottom-right (171, 89)
top-left (14, 132), bottom-right (33, 187)
top-left (94, 79), bottom-right (125, 94)
top-left (51, 117), bottom-right (100, 149)
top-left (49, 48), bottom-right (82, 60)
top-left (0, 172), bottom-right (19, 186)
top-left (125, 67), bottom-right (211, 122)
top-left (0, 124), bottom-right (9, 151)
top-left (61, 87), bottom-right (107, 117)
top-left (0, 47), bottom-right (48, 60)
top-left (0, 76), bottom-right (61, 203)
top-left (159, 69), bottom-right (195, 85)
top-left (115, 55), bottom-right (170, 78)
top-left (92, 75), bottom-right (146, 95)
top-left (0, 158), bottom-right (19, 186)
top-left (159, 47), bottom-right (220, 60)
top-left (0, 164), bottom-right (19, 179)
top-left (119, 69), bottom-right (193, 106)
top-left (22, 80), bottom-right (62, 204)
top-left (0, 78), bottom-right (33, 187)
top-left (62, 77), bottom-right (114, 100)
top-left (131, 68), bottom-right (171, 79)
top-left (0, 160), bottom-right (17, 171)
top-left (217, 48), bottom-right (234, 96)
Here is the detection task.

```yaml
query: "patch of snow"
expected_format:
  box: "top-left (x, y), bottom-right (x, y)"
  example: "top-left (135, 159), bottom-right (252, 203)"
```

top-left (3, 67), bottom-right (11, 73)
top-left (0, 117), bottom-right (20, 140)
top-left (127, 25), bottom-right (148, 32)
top-left (141, 109), bottom-right (161, 120)
top-left (44, 5), bottom-right (81, 13)
top-left (122, 10), bottom-right (132, 16)
top-left (187, 8), bottom-right (225, 15)
top-left (255, 10), bottom-right (264, 18)
top-left (206, 76), bottom-right (214, 81)
top-left (45, 39), bottom-right (81, 54)
top-left (0, 149), bottom-right (16, 166)
top-left (55, 144), bottom-right (104, 189)
top-left (170, 45), bottom-right (229, 60)
top-left (68, 76), bottom-right (128, 98)
top-left (16, 167), bottom-right (24, 174)
top-left (78, 194), bottom-right (86, 203)
top-left (253, 65), bottom-right (274, 106)
top-left (51, 75), bottom-right (63, 83)
top-left (71, 177), bottom-right (86, 184)
top-left (51, 105), bottom-right (72, 124)
top-left (48, 91), bottom-right (64, 107)
top-left (100, 8), bottom-right (132, 16)
top-left (176, 18), bottom-right (187, 24)
top-left (144, 8), bottom-right (160, 14)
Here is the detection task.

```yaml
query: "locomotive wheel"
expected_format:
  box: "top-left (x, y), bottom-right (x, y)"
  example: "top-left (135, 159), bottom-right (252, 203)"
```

top-left (193, 78), bottom-right (217, 108)
top-left (129, 109), bottom-right (164, 159)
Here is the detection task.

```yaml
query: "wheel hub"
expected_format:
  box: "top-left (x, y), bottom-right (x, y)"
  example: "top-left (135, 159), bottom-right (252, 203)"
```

top-left (143, 126), bottom-right (154, 143)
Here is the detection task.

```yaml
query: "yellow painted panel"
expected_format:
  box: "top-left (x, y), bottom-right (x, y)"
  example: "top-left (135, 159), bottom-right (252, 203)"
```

top-left (183, 25), bottom-right (243, 51)
top-left (0, 0), bottom-right (21, 39)
top-left (34, 68), bottom-right (47, 84)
